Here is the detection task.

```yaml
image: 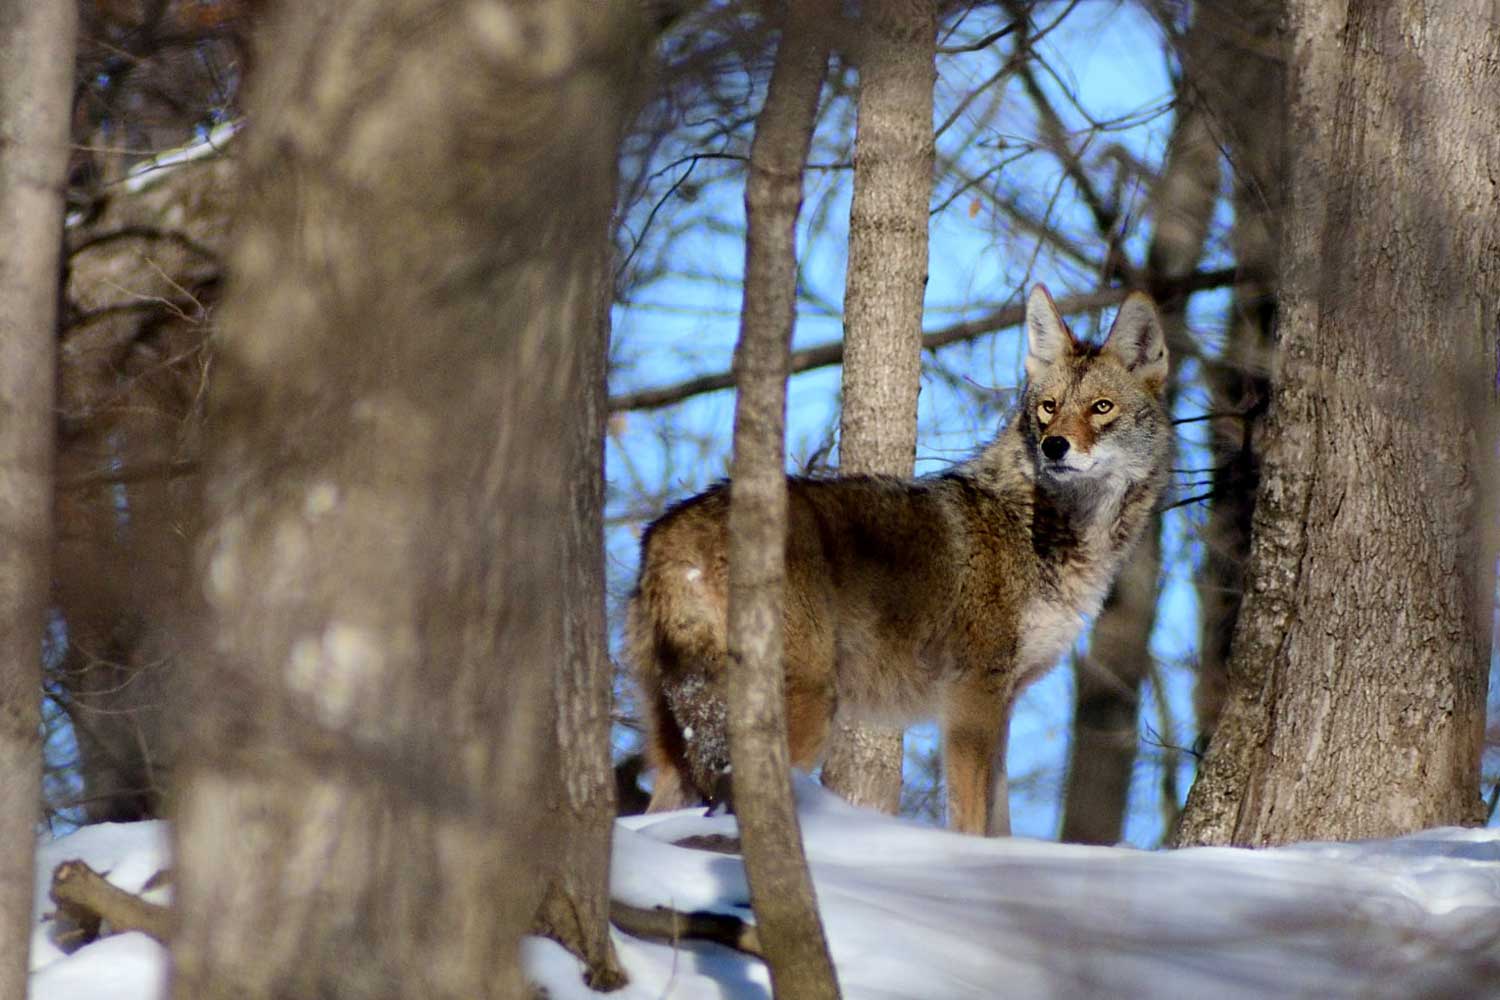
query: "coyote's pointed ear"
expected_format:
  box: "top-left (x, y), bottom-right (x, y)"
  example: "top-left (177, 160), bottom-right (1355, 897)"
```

top-left (1101, 292), bottom-right (1168, 393)
top-left (1025, 285), bottom-right (1076, 381)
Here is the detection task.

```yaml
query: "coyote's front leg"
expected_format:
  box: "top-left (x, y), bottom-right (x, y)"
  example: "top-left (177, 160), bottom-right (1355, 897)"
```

top-left (986, 712), bottom-right (1012, 836)
top-left (942, 675), bottom-right (1008, 836)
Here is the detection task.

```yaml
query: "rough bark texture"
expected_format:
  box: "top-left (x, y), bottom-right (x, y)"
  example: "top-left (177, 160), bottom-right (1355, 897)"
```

top-left (1057, 72), bottom-right (1219, 844)
top-left (171, 3), bottom-right (656, 997)
top-left (0, 2), bottom-right (75, 994)
top-left (820, 0), bottom-right (935, 818)
top-left (533, 247), bottom-right (624, 990)
top-left (1188, 0), bottom-right (1285, 746)
top-left (726, 4), bottom-right (842, 997)
top-left (1175, 0), bottom-right (1498, 847)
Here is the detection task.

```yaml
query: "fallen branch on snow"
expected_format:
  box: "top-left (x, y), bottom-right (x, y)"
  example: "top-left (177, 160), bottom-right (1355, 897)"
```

top-left (49, 860), bottom-right (172, 950)
top-left (610, 900), bottom-right (763, 958)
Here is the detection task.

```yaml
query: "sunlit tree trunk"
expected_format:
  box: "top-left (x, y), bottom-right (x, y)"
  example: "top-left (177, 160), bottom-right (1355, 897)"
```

top-left (1176, 0), bottom-right (1497, 846)
top-left (171, 3), bottom-right (658, 996)
top-left (727, 3), bottom-right (842, 996)
top-left (821, 0), bottom-right (935, 818)
top-left (0, 0), bottom-right (75, 993)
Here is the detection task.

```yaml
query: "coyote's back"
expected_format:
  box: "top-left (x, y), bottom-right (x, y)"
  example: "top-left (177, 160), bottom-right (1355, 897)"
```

top-left (628, 286), bottom-right (1171, 835)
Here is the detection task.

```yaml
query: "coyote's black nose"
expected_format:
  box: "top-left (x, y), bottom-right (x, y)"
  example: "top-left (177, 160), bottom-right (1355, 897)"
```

top-left (1042, 436), bottom-right (1070, 461)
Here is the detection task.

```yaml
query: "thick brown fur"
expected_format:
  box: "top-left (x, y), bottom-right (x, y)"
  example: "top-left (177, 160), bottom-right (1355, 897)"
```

top-left (629, 286), bottom-right (1171, 835)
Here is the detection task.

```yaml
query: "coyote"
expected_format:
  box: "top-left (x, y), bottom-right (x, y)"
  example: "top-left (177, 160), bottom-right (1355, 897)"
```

top-left (628, 285), bottom-right (1171, 835)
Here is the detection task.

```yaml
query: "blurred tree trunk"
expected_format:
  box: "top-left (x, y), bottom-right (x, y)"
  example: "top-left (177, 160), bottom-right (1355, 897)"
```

top-left (727, 3), bottom-right (841, 997)
top-left (1057, 31), bottom-right (1220, 844)
top-left (820, 0), bottom-right (935, 819)
top-left (532, 251), bottom-right (624, 989)
top-left (1188, 0), bottom-right (1284, 748)
top-left (170, 3), bottom-right (658, 997)
top-left (0, 0), bottom-right (75, 993)
top-left (1175, 0), bottom-right (1498, 847)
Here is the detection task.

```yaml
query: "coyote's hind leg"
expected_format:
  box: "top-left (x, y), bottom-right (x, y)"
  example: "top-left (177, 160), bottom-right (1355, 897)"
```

top-left (644, 684), bottom-right (700, 813)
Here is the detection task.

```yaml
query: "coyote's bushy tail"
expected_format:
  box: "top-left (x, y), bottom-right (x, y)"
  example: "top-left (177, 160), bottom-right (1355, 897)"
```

top-left (627, 517), bottom-right (732, 810)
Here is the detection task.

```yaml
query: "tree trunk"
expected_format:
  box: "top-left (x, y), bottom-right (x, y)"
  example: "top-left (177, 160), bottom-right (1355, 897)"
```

top-left (1187, 0), bottom-right (1285, 747)
top-left (532, 247), bottom-right (625, 990)
top-left (170, 3), bottom-right (657, 997)
top-left (820, 0), bottom-right (935, 818)
top-left (1059, 530), bottom-right (1159, 844)
top-left (1175, 0), bottom-right (1498, 847)
top-left (0, 1), bottom-right (75, 993)
top-left (1058, 71), bottom-right (1219, 845)
top-left (53, 147), bottom-right (234, 824)
top-left (726, 4), bottom-right (842, 998)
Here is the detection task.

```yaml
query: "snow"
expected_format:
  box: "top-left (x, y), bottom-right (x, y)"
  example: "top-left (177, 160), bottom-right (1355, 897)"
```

top-left (30, 935), bottom-right (166, 1000)
top-left (30, 822), bottom-right (171, 1000)
top-left (121, 122), bottom-right (240, 195)
top-left (64, 121), bottom-right (240, 229)
top-left (26, 783), bottom-right (1500, 998)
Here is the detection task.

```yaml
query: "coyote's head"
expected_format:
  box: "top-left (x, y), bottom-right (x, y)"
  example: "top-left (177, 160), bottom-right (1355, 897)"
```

top-left (1020, 285), bottom-right (1169, 485)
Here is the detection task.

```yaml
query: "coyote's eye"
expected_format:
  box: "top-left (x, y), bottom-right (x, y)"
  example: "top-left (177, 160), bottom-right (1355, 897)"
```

top-left (1092, 399), bottom-right (1114, 415)
top-left (1038, 399), bottom-right (1056, 421)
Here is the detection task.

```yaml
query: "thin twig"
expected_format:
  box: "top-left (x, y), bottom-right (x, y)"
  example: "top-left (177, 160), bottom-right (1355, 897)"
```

top-left (937, 18), bottom-right (1020, 55)
top-left (1158, 490), bottom-right (1216, 513)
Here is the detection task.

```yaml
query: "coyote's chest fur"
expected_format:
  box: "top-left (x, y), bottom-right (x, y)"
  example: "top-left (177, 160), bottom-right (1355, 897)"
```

top-left (628, 286), bottom-right (1171, 835)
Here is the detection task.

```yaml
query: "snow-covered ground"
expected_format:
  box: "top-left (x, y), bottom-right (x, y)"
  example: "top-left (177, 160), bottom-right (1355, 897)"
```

top-left (30, 780), bottom-right (1500, 998)
top-left (31, 821), bottom-right (170, 1000)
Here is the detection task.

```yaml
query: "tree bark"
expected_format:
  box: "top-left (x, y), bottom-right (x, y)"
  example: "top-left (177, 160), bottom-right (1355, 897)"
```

top-left (532, 247), bottom-right (625, 990)
top-left (171, 3), bottom-right (657, 997)
top-left (0, 2), bottom-right (75, 994)
top-left (1058, 29), bottom-right (1221, 845)
top-left (820, 0), bottom-right (935, 818)
top-left (1175, 0), bottom-right (1498, 846)
top-left (726, 4), bottom-right (842, 997)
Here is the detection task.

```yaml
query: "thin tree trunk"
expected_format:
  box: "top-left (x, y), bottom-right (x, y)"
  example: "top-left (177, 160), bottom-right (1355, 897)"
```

top-left (53, 145), bottom-right (232, 825)
top-left (1175, 0), bottom-right (1498, 847)
top-left (171, 4), bottom-right (657, 996)
top-left (1187, 0), bottom-right (1284, 747)
top-left (1059, 531), bottom-right (1159, 843)
top-left (727, 4), bottom-right (842, 997)
top-left (1058, 52), bottom-right (1220, 845)
top-left (533, 246), bottom-right (625, 990)
top-left (0, 1), bottom-right (75, 994)
top-left (820, 0), bottom-right (935, 818)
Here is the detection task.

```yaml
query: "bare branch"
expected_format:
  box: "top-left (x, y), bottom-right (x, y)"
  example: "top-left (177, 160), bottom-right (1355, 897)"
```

top-left (609, 268), bottom-right (1241, 413)
top-left (49, 860), bottom-right (173, 948)
top-left (609, 901), bottom-right (763, 958)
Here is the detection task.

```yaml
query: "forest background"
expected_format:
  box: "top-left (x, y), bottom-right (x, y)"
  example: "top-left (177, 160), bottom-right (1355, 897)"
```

top-left (5, 0), bottom-right (1498, 995)
top-left (32, 0), bottom-right (1500, 848)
